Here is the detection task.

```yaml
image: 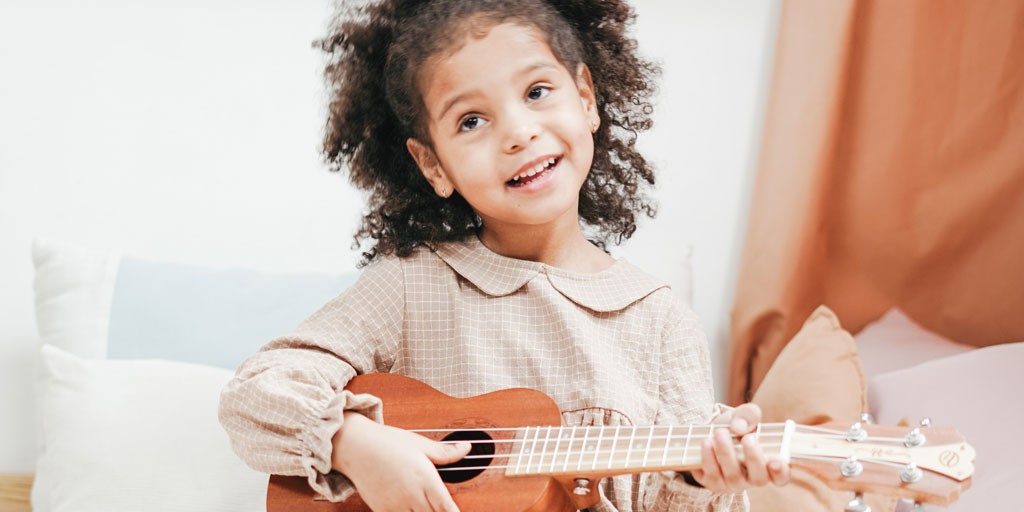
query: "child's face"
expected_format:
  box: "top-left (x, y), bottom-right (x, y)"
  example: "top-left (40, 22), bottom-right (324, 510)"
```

top-left (407, 22), bottom-right (600, 235)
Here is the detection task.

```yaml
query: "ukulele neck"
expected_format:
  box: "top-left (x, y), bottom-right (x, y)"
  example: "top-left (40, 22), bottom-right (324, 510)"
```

top-left (505, 421), bottom-right (794, 477)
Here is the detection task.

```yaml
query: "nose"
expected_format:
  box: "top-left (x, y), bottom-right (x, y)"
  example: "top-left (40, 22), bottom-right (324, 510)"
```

top-left (501, 107), bottom-right (540, 153)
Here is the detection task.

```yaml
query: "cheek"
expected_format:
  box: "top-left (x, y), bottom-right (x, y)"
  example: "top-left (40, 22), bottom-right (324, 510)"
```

top-left (574, 129), bottom-right (596, 172)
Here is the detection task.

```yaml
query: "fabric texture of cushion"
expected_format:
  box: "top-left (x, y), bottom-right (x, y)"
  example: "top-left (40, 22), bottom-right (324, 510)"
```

top-left (871, 342), bottom-right (1021, 511)
top-left (748, 305), bottom-right (895, 511)
top-left (32, 239), bottom-right (356, 369)
top-left (854, 308), bottom-right (974, 377)
top-left (32, 345), bottom-right (268, 512)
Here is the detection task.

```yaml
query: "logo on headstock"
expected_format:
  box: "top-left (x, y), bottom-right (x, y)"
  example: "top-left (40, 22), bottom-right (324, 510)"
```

top-left (939, 450), bottom-right (960, 468)
top-left (854, 447), bottom-right (908, 462)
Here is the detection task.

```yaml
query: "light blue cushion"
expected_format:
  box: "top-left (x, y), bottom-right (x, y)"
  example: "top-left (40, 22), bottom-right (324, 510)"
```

top-left (106, 257), bottom-right (357, 369)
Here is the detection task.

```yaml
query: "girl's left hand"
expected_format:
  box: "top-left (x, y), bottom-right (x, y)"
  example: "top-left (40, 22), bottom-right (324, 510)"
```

top-left (690, 402), bottom-right (791, 493)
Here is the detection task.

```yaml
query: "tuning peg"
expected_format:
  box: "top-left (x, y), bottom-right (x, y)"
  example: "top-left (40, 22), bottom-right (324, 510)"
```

top-left (908, 501), bottom-right (926, 511)
top-left (859, 412), bottom-right (875, 425)
top-left (840, 456), bottom-right (863, 478)
top-left (900, 463), bottom-right (923, 484)
top-left (845, 422), bottom-right (867, 442)
top-left (904, 427), bottom-right (926, 447)
top-left (844, 492), bottom-right (871, 512)
top-left (919, 417), bottom-right (932, 428)
top-left (572, 478), bottom-right (591, 495)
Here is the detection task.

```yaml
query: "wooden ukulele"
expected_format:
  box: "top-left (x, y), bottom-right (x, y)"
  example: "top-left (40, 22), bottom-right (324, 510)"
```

top-left (267, 374), bottom-right (974, 511)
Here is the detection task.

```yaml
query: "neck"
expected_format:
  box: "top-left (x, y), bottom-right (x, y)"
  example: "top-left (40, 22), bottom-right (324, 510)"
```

top-left (478, 216), bottom-right (612, 273)
top-left (505, 423), bottom-right (792, 478)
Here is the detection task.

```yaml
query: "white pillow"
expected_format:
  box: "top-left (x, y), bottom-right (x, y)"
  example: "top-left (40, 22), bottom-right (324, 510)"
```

top-left (32, 239), bottom-right (121, 359)
top-left (853, 308), bottom-right (974, 376)
top-left (33, 345), bottom-right (268, 512)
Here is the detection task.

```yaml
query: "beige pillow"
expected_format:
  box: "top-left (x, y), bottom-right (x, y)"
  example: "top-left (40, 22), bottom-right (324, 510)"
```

top-left (748, 306), bottom-right (896, 511)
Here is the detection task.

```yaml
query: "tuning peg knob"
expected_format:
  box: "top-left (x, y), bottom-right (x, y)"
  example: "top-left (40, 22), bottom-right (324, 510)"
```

top-left (919, 417), bottom-right (932, 428)
top-left (846, 422), bottom-right (868, 442)
top-left (572, 478), bottom-right (591, 495)
top-left (859, 412), bottom-right (875, 425)
top-left (908, 501), bottom-right (926, 511)
top-left (900, 463), bottom-right (924, 484)
top-left (904, 427), bottom-right (926, 447)
top-left (840, 456), bottom-right (864, 478)
top-left (844, 492), bottom-right (871, 512)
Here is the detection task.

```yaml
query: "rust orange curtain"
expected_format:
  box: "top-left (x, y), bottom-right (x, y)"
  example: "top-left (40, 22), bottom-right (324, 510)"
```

top-left (728, 0), bottom-right (1024, 404)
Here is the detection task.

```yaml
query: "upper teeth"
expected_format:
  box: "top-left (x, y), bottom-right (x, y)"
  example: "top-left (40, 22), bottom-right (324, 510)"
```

top-left (512, 158), bottom-right (556, 181)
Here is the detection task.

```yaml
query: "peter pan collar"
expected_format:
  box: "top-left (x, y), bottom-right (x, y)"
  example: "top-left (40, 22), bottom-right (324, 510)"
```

top-left (431, 236), bottom-right (668, 312)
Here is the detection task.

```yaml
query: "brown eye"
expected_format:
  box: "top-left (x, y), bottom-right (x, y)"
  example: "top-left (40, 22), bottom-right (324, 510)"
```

top-left (527, 86), bottom-right (550, 102)
top-left (459, 115), bottom-right (486, 132)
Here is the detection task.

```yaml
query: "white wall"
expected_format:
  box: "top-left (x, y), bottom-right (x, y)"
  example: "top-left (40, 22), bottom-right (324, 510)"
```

top-left (0, 0), bottom-right (778, 471)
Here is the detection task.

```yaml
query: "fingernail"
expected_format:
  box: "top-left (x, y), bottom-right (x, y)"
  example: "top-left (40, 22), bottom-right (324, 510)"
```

top-left (457, 442), bottom-right (471, 451)
top-left (769, 460), bottom-right (782, 471)
top-left (733, 418), bottom-right (748, 432)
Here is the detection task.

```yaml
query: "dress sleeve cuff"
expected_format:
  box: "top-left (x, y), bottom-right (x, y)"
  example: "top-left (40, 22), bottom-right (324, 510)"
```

top-left (710, 403), bottom-right (735, 424)
top-left (300, 389), bottom-right (384, 502)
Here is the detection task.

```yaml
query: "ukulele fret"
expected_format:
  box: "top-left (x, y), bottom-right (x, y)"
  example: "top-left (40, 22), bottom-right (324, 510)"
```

top-left (578, 427), bottom-right (591, 471)
top-left (512, 427), bottom-right (526, 476)
top-left (682, 424), bottom-right (693, 465)
top-left (641, 426), bottom-right (653, 468)
top-left (527, 426), bottom-right (543, 474)
top-left (592, 427), bottom-right (604, 470)
top-left (550, 426), bottom-right (563, 474)
top-left (627, 426), bottom-right (637, 468)
top-left (563, 426), bottom-right (576, 473)
top-left (608, 425), bottom-right (621, 469)
top-left (662, 425), bottom-right (672, 466)
top-left (540, 426), bottom-right (553, 472)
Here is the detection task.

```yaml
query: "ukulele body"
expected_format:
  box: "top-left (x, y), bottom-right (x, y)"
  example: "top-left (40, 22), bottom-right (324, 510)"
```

top-left (266, 373), bottom-right (587, 512)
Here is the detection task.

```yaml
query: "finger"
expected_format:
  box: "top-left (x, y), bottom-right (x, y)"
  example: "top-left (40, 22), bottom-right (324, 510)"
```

top-left (730, 404), bottom-right (761, 435)
top-left (741, 434), bottom-right (769, 487)
top-left (424, 483), bottom-right (460, 512)
top-left (424, 440), bottom-right (472, 465)
top-left (714, 427), bottom-right (745, 492)
top-left (698, 438), bottom-right (724, 491)
top-left (767, 457), bottom-right (791, 487)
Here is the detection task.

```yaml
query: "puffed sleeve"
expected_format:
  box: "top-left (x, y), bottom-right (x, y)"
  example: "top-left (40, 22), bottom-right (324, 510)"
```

top-left (641, 301), bottom-right (748, 511)
top-left (218, 255), bottom-right (405, 502)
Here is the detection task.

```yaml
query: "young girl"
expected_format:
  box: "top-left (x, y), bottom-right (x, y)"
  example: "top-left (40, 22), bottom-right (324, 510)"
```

top-left (219, 0), bottom-right (789, 510)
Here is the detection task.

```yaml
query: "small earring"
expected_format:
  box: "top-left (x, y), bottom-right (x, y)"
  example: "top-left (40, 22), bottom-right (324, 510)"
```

top-left (439, 185), bottom-right (447, 198)
top-left (590, 120), bottom-right (599, 133)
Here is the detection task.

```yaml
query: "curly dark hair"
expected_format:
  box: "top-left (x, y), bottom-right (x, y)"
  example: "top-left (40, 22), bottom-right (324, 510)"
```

top-left (319, 0), bottom-right (660, 265)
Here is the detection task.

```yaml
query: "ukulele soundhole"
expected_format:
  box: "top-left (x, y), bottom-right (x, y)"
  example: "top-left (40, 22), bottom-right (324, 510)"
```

top-left (436, 430), bottom-right (495, 484)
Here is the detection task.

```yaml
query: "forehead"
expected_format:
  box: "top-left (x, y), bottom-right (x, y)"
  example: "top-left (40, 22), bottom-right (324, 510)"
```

top-left (419, 22), bottom-right (568, 118)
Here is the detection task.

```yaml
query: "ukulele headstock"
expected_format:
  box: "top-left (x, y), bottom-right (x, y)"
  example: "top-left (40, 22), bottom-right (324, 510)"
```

top-left (783, 418), bottom-right (974, 506)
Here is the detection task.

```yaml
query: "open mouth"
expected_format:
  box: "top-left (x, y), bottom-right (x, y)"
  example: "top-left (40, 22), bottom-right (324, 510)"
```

top-left (507, 157), bottom-right (560, 187)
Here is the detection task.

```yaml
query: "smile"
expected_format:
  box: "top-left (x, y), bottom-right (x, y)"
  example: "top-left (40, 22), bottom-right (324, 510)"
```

top-left (507, 156), bottom-right (561, 188)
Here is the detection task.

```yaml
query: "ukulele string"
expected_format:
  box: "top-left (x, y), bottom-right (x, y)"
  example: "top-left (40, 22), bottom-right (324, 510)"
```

top-left (793, 424), bottom-right (910, 444)
top-left (448, 441), bottom-right (787, 462)
top-left (429, 432), bottom-right (791, 447)
top-left (408, 422), bottom-right (793, 434)
top-left (438, 448), bottom-right (909, 473)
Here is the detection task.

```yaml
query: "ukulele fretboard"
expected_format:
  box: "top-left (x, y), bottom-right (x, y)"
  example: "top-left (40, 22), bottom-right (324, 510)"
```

top-left (505, 422), bottom-right (794, 476)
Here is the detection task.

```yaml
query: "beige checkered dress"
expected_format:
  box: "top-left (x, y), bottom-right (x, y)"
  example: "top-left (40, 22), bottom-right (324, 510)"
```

top-left (219, 236), bottom-right (746, 511)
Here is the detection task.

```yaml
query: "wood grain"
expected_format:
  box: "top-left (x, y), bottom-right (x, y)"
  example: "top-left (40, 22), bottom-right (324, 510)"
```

top-left (0, 473), bottom-right (32, 512)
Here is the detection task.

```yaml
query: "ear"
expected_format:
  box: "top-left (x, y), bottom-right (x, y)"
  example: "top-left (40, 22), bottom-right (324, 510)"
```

top-left (406, 137), bottom-right (452, 198)
top-left (574, 63), bottom-right (600, 130)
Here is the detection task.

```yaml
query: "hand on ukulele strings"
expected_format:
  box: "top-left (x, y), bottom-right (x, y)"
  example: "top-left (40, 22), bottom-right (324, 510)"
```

top-left (331, 411), bottom-right (472, 512)
top-left (690, 402), bottom-right (790, 493)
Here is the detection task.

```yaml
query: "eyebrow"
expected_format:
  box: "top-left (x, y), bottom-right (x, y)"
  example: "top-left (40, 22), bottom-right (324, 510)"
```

top-left (435, 61), bottom-right (562, 122)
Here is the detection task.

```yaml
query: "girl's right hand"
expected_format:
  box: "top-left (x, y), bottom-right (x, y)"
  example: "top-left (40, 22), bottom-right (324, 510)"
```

top-left (331, 411), bottom-right (471, 512)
